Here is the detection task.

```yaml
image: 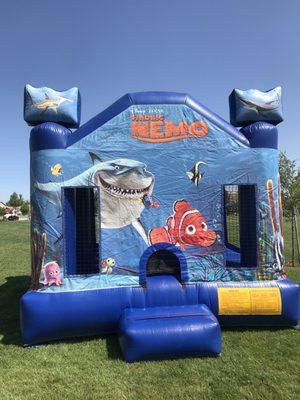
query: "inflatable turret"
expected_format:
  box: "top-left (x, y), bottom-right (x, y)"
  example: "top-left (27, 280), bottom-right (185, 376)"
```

top-left (229, 86), bottom-right (283, 149)
top-left (24, 84), bottom-right (81, 150)
top-left (24, 84), bottom-right (81, 128)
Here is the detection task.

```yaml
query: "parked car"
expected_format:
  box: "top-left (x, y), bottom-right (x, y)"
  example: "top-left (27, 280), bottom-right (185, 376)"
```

top-left (3, 214), bottom-right (19, 221)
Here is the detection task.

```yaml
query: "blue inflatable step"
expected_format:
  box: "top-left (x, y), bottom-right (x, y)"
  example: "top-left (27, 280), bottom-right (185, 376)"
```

top-left (118, 304), bottom-right (222, 362)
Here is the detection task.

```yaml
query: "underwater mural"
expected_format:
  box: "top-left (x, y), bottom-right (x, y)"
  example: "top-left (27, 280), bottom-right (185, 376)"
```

top-left (29, 101), bottom-right (286, 292)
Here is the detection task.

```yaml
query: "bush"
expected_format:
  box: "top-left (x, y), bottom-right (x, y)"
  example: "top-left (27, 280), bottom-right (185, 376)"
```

top-left (20, 202), bottom-right (30, 215)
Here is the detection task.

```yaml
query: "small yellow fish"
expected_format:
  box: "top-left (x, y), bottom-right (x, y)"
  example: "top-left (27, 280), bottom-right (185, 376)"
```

top-left (51, 163), bottom-right (62, 176)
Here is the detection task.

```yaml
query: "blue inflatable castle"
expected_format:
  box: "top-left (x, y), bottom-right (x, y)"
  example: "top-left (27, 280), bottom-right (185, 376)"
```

top-left (21, 85), bottom-right (300, 361)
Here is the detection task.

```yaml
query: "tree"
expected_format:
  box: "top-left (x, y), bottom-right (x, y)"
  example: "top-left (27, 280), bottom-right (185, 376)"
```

top-left (279, 152), bottom-right (300, 216)
top-left (20, 201), bottom-right (30, 215)
top-left (6, 192), bottom-right (24, 207)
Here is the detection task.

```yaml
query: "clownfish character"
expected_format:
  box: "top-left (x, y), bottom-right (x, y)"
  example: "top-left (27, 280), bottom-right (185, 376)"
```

top-left (101, 258), bottom-right (115, 274)
top-left (186, 161), bottom-right (206, 186)
top-left (42, 261), bottom-right (62, 286)
top-left (51, 163), bottom-right (62, 176)
top-left (149, 200), bottom-right (216, 250)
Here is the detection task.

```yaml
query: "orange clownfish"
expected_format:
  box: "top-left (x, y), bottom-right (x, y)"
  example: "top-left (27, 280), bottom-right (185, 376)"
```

top-left (149, 200), bottom-right (216, 250)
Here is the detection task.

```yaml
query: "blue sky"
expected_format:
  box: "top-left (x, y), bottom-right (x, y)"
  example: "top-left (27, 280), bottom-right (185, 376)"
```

top-left (0, 0), bottom-right (299, 201)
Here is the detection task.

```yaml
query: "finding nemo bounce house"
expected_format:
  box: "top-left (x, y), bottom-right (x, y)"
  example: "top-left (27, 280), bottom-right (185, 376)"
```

top-left (20, 85), bottom-right (300, 362)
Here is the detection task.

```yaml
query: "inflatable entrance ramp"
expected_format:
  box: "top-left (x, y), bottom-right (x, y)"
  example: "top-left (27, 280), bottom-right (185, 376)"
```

top-left (119, 304), bottom-right (221, 362)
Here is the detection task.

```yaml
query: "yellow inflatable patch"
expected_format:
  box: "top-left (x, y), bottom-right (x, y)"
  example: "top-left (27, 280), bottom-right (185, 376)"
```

top-left (218, 287), bottom-right (282, 315)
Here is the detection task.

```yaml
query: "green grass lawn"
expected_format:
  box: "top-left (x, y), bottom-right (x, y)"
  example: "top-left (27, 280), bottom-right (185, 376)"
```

top-left (0, 221), bottom-right (299, 400)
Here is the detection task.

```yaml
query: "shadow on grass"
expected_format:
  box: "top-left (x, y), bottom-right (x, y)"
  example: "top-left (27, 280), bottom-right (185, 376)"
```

top-left (105, 335), bottom-right (123, 360)
top-left (35, 334), bottom-right (123, 360)
top-left (0, 275), bottom-right (30, 346)
top-left (0, 275), bottom-right (124, 358)
top-left (222, 326), bottom-right (291, 333)
top-left (58, 334), bottom-right (123, 360)
top-left (41, 334), bottom-right (123, 359)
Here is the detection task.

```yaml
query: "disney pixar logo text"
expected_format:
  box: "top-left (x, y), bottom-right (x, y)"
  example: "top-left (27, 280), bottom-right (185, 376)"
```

top-left (130, 114), bottom-right (208, 143)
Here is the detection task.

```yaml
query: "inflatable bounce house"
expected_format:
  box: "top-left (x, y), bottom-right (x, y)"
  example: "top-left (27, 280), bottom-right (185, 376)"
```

top-left (20, 85), bottom-right (300, 361)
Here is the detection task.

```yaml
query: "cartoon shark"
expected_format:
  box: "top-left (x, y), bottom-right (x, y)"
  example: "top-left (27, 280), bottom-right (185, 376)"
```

top-left (28, 92), bottom-right (73, 114)
top-left (236, 87), bottom-right (281, 114)
top-left (239, 97), bottom-right (280, 113)
top-left (35, 153), bottom-right (155, 244)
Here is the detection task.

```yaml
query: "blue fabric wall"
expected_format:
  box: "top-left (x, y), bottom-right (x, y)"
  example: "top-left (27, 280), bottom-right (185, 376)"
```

top-left (30, 99), bottom-right (283, 292)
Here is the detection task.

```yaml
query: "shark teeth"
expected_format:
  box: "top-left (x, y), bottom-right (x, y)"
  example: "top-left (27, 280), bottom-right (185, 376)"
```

top-left (100, 178), bottom-right (151, 199)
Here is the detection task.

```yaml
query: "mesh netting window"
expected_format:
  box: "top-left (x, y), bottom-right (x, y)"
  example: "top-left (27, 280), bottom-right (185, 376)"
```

top-left (224, 185), bottom-right (240, 248)
top-left (64, 187), bottom-right (100, 275)
top-left (224, 185), bottom-right (258, 268)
